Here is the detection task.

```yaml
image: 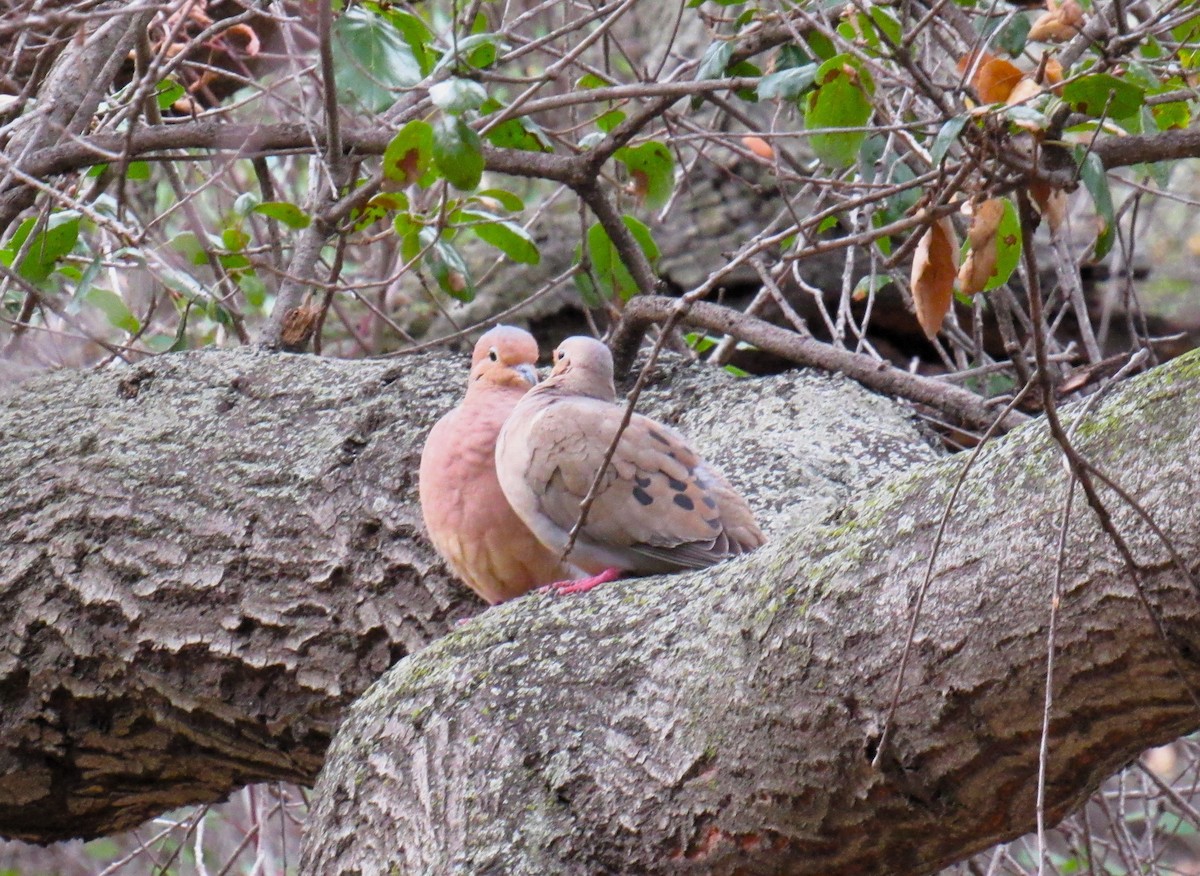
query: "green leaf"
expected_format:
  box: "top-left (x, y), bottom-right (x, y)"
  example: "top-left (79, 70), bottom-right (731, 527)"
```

top-left (614, 141), bottom-right (675, 210)
top-left (2, 213), bottom-right (80, 283)
top-left (233, 191), bottom-right (260, 216)
top-left (70, 255), bottom-right (103, 305)
top-left (433, 33), bottom-right (505, 74)
top-left (853, 274), bottom-right (891, 298)
top-left (930, 115), bottom-right (969, 165)
top-left (758, 64), bottom-right (817, 100)
top-left (1062, 74), bottom-right (1145, 120)
top-left (2, 217), bottom-right (35, 254)
top-left (419, 227), bottom-right (475, 301)
top-left (728, 60), bottom-right (761, 101)
top-left (694, 40), bottom-right (734, 107)
top-left (332, 6), bottom-right (422, 113)
top-left (383, 120), bottom-right (435, 185)
top-left (169, 231), bottom-right (209, 266)
top-left (478, 188), bottom-right (524, 211)
top-left (1153, 98), bottom-right (1191, 130)
top-left (434, 116), bottom-right (485, 191)
top-left (155, 80), bottom-right (186, 110)
top-left (238, 271), bottom-right (267, 309)
top-left (429, 78), bottom-right (488, 114)
top-left (596, 109), bottom-right (626, 133)
top-left (992, 13), bottom-right (1031, 56)
top-left (1077, 149), bottom-right (1115, 259)
top-left (222, 227), bottom-right (249, 252)
top-left (696, 40), bottom-right (733, 80)
top-left (460, 211), bottom-right (540, 264)
top-left (803, 32), bottom-right (837, 62)
top-left (86, 287), bottom-right (139, 333)
top-left (868, 7), bottom-right (903, 46)
top-left (804, 55), bottom-right (875, 168)
top-left (377, 8), bottom-right (435, 76)
top-left (480, 99), bottom-right (553, 152)
top-left (219, 252), bottom-right (251, 271)
top-left (126, 161), bottom-right (151, 181)
top-left (253, 201), bottom-right (312, 229)
top-left (573, 216), bottom-right (659, 303)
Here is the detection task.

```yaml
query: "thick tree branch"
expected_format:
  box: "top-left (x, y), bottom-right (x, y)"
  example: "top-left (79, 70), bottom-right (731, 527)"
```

top-left (0, 347), bottom-right (920, 842)
top-left (303, 348), bottom-right (1200, 875)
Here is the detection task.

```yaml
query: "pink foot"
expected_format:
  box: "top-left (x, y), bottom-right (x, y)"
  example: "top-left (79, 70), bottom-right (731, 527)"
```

top-left (539, 567), bottom-right (622, 597)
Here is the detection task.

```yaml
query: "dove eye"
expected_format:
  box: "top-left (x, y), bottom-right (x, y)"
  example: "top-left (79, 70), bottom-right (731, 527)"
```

top-left (488, 348), bottom-right (499, 362)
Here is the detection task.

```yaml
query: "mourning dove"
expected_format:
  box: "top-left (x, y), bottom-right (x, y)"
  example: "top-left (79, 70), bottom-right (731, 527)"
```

top-left (495, 336), bottom-right (765, 594)
top-left (419, 326), bottom-right (581, 604)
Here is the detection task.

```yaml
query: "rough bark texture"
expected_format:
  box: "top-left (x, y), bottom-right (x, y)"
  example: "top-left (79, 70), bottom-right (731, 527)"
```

top-left (302, 351), bottom-right (1200, 875)
top-left (0, 345), bottom-right (924, 843)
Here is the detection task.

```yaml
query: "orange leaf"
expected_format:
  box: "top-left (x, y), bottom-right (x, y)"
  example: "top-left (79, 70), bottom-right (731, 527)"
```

top-left (958, 52), bottom-right (1025, 103)
top-left (741, 136), bottom-right (774, 160)
top-left (911, 215), bottom-right (959, 339)
top-left (1043, 57), bottom-right (1064, 90)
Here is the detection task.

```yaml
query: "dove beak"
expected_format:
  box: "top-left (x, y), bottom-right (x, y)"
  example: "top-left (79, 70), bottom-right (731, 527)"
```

top-left (515, 363), bottom-right (539, 387)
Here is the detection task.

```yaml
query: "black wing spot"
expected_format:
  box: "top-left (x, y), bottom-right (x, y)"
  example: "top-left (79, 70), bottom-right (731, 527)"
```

top-left (635, 475), bottom-right (651, 488)
top-left (667, 476), bottom-right (687, 492)
top-left (705, 517), bottom-right (722, 530)
top-left (702, 495), bottom-right (717, 509)
top-left (673, 493), bottom-right (695, 511)
top-left (633, 486), bottom-right (654, 506)
top-left (649, 429), bottom-right (671, 445)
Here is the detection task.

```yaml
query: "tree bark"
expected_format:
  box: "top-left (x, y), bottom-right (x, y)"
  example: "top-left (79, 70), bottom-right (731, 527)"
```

top-left (302, 351), bottom-right (1200, 875)
top-left (0, 346), bottom-right (926, 842)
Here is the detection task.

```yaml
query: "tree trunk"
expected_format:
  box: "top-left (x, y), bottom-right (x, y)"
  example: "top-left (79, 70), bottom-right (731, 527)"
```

top-left (301, 351), bottom-right (1200, 875)
top-left (0, 346), bottom-right (926, 842)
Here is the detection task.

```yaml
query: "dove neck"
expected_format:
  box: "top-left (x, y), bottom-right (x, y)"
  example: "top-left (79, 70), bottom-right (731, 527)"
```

top-left (465, 379), bottom-right (526, 403)
top-left (538, 375), bottom-right (615, 402)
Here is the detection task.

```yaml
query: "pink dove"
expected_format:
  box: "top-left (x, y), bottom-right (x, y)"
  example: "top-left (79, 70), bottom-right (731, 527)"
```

top-left (419, 326), bottom-right (580, 604)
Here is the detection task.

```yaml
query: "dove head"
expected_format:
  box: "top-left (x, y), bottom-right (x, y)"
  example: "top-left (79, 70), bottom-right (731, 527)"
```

top-left (468, 325), bottom-right (540, 391)
top-left (548, 336), bottom-right (617, 401)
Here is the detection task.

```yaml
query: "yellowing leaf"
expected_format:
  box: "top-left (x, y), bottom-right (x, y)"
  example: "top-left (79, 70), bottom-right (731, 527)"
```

top-left (910, 215), bottom-right (958, 339)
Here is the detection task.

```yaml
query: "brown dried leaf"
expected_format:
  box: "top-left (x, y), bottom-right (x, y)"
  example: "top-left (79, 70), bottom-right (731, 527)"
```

top-left (956, 200), bottom-right (1004, 296)
top-left (1030, 182), bottom-right (1068, 233)
top-left (911, 215), bottom-right (959, 339)
top-left (225, 23), bottom-right (262, 57)
top-left (1030, 0), bottom-right (1083, 41)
